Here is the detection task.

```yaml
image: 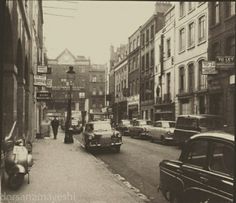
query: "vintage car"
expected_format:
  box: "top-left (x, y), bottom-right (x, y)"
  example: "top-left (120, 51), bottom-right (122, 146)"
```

top-left (173, 114), bottom-right (225, 147)
top-left (149, 120), bottom-right (176, 144)
top-left (79, 121), bottom-right (122, 152)
top-left (116, 119), bottom-right (132, 136)
top-left (159, 131), bottom-right (234, 203)
top-left (129, 120), bottom-right (152, 139)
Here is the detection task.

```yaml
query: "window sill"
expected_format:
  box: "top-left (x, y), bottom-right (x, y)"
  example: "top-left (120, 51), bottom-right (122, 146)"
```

top-left (197, 2), bottom-right (205, 7)
top-left (224, 15), bottom-right (236, 22)
top-left (197, 40), bottom-right (206, 46)
top-left (188, 8), bottom-right (195, 15)
top-left (178, 49), bottom-right (185, 55)
top-left (210, 22), bottom-right (221, 29)
top-left (179, 15), bottom-right (185, 20)
top-left (187, 45), bottom-right (195, 50)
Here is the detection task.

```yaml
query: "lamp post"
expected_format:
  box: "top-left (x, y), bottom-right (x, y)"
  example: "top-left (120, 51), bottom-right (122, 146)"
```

top-left (64, 66), bottom-right (75, 144)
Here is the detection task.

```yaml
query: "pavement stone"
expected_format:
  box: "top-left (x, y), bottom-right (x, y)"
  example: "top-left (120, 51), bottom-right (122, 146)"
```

top-left (1, 129), bottom-right (145, 203)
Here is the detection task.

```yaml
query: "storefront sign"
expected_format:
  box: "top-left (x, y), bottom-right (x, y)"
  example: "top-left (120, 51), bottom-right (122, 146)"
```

top-left (202, 61), bottom-right (218, 75)
top-left (36, 91), bottom-right (51, 100)
top-left (37, 65), bottom-right (48, 74)
top-left (34, 75), bottom-right (46, 86)
top-left (216, 56), bottom-right (235, 69)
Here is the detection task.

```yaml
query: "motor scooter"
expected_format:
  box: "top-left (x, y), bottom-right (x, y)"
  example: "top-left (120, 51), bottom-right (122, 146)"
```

top-left (3, 122), bottom-right (33, 190)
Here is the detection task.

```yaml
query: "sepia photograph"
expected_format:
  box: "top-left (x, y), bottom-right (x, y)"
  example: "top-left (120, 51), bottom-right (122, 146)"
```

top-left (0, 1), bottom-right (235, 203)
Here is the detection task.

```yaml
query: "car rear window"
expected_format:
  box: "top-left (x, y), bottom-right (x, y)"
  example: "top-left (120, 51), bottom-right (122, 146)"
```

top-left (199, 118), bottom-right (223, 130)
top-left (176, 117), bottom-right (198, 130)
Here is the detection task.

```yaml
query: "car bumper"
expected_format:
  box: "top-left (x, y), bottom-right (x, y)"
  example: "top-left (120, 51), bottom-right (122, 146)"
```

top-left (88, 141), bottom-right (123, 148)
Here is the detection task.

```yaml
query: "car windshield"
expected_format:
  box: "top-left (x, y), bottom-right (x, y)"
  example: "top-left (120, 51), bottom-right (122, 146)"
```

top-left (199, 118), bottom-right (223, 130)
top-left (122, 120), bottom-right (130, 125)
top-left (93, 123), bottom-right (112, 131)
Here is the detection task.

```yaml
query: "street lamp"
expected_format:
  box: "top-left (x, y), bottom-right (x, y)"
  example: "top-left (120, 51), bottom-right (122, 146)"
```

top-left (64, 66), bottom-right (75, 144)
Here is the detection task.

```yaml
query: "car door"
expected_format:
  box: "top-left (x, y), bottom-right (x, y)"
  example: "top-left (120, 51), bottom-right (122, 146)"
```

top-left (180, 139), bottom-right (212, 203)
top-left (205, 140), bottom-right (234, 203)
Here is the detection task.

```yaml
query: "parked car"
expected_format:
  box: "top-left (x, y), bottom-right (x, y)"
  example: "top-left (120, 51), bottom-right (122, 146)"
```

top-left (129, 120), bottom-right (152, 139)
top-left (116, 119), bottom-right (132, 136)
top-left (173, 114), bottom-right (225, 147)
top-left (159, 131), bottom-right (234, 203)
top-left (79, 121), bottom-right (122, 152)
top-left (149, 121), bottom-right (176, 144)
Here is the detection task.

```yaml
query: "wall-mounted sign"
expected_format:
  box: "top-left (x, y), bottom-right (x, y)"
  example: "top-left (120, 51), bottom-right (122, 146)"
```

top-left (202, 61), bottom-right (218, 75)
top-left (46, 79), bottom-right (52, 88)
top-left (34, 75), bottom-right (46, 86)
top-left (37, 65), bottom-right (48, 74)
top-left (216, 56), bottom-right (235, 69)
top-left (36, 91), bottom-right (51, 100)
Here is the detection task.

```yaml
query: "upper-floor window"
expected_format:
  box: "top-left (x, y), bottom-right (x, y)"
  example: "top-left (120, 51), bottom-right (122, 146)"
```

top-left (146, 53), bottom-right (149, 69)
top-left (151, 25), bottom-right (154, 39)
top-left (92, 76), bottom-right (97, 82)
top-left (198, 16), bottom-right (206, 43)
top-left (142, 33), bottom-right (145, 47)
top-left (137, 36), bottom-right (140, 47)
top-left (179, 67), bottom-right (185, 92)
top-left (226, 2), bottom-right (236, 18)
top-left (212, 2), bottom-right (220, 25)
top-left (188, 22), bottom-right (195, 47)
top-left (99, 90), bottom-right (103, 95)
top-left (151, 49), bottom-right (154, 66)
top-left (146, 29), bottom-right (149, 43)
top-left (179, 28), bottom-right (186, 52)
top-left (180, 2), bottom-right (185, 18)
top-left (142, 55), bottom-right (145, 71)
top-left (188, 2), bottom-right (194, 11)
top-left (92, 88), bottom-right (96, 95)
top-left (129, 42), bottom-right (132, 52)
top-left (166, 72), bottom-right (171, 95)
top-left (133, 39), bottom-right (136, 50)
top-left (166, 38), bottom-right (171, 58)
top-left (188, 63), bottom-right (195, 92)
top-left (226, 36), bottom-right (235, 56)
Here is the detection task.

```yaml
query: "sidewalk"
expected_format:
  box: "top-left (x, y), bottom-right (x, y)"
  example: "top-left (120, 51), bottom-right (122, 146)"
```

top-left (2, 129), bottom-right (145, 203)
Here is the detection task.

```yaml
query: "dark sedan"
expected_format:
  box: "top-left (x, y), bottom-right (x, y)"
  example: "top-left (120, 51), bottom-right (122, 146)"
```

top-left (129, 120), bottom-right (152, 139)
top-left (159, 131), bottom-right (234, 203)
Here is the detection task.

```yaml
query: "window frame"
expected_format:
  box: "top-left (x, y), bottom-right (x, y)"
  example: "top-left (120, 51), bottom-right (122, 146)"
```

top-left (179, 27), bottom-right (186, 52)
top-left (198, 15), bottom-right (206, 43)
top-left (188, 22), bottom-right (195, 48)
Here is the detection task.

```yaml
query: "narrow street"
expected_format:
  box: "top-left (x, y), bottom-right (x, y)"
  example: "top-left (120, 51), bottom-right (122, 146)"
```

top-left (75, 135), bottom-right (181, 203)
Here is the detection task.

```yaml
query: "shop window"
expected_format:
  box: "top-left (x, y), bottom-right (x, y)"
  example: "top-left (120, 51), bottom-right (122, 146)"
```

top-left (179, 67), bottom-right (185, 93)
top-left (188, 63), bottom-right (195, 92)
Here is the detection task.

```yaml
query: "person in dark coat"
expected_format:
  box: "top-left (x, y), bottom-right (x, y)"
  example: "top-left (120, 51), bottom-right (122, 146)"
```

top-left (51, 117), bottom-right (59, 139)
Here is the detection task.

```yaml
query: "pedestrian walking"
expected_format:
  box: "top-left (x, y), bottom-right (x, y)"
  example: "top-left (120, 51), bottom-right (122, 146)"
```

top-left (51, 117), bottom-right (59, 139)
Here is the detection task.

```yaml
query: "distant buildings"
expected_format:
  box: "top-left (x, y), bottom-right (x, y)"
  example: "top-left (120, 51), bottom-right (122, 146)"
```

top-left (46, 49), bottom-right (106, 119)
top-left (108, 2), bottom-right (235, 132)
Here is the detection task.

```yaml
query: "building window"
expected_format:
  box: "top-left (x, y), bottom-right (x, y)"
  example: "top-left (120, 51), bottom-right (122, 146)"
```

top-left (166, 38), bottom-right (171, 58)
top-left (151, 49), bottom-right (154, 66)
top-left (180, 2), bottom-right (185, 18)
top-left (92, 88), bottom-right (96, 95)
top-left (137, 36), bottom-right (140, 47)
top-left (226, 36), bottom-right (235, 55)
top-left (129, 42), bottom-right (132, 53)
top-left (226, 2), bottom-right (236, 17)
top-left (99, 90), bottom-right (103, 95)
top-left (179, 67), bottom-right (185, 93)
top-left (166, 73), bottom-right (171, 95)
top-left (146, 29), bottom-right (149, 43)
top-left (151, 25), bottom-right (154, 39)
top-left (188, 22), bottom-right (195, 47)
top-left (136, 79), bottom-right (139, 94)
top-left (179, 28), bottom-right (185, 52)
top-left (198, 60), bottom-right (207, 90)
top-left (142, 55), bottom-right (145, 71)
top-left (188, 63), bottom-right (195, 92)
top-left (188, 2), bottom-right (194, 11)
top-left (133, 39), bottom-right (136, 50)
top-left (198, 16), bottom-right (206, 43)
top-left (212, 43), bottom-right (220, 60)
top-left (142, 33), bottom-right (145, 47)
top-left (146, 53), bottom-right (149, 69)
top-left (212, 2), bottom-right (220, 25)
top-left (92, 76), bottom-right (97, 82)
top-left (79, 92), bottom-right (85, 98)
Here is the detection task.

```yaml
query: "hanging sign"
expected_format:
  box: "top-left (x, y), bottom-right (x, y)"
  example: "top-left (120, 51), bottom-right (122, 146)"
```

top-left (202, 61), bottom-right (218, 75)
top-left (34, 75), bottom-right (46, 86)
top-left (36, 91), bottom-right (51, 100)
top-left (46, 79), bottom-right (52, 88)
top-left (37, 65), bottom-right (48, 74)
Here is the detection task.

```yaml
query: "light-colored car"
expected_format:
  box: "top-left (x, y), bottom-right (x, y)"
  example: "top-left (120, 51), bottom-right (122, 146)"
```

top-left (129, 120), bottom-right (152, 139)
top-left (79, 121), bottom-right (122, 152)
top-left (149, 121), bottom-right (176, 144)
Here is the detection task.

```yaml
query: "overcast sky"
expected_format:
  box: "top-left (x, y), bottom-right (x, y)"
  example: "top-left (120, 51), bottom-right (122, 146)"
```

top-left (43, 1), bottom-right (156, 64)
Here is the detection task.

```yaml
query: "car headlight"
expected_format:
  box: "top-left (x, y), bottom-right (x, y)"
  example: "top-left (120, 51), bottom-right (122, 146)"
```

top-left (88, 134), bottom-right (94, 140)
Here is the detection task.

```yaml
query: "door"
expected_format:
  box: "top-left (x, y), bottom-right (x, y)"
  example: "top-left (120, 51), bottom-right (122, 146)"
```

top-left (205, 141), bottom-right (234, 202)
top-left (181, 139), bottom-right (212, 203)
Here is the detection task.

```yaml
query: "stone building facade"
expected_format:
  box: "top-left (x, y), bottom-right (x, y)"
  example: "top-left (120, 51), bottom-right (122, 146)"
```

top-left (127, 27), bottom-right (141, 120)
top-left (208, 2), bottom-right (235, 132)
top-left (174, 2), bottom-right (208, 117)
top-left (0, 0), bottom-right (44, 142)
